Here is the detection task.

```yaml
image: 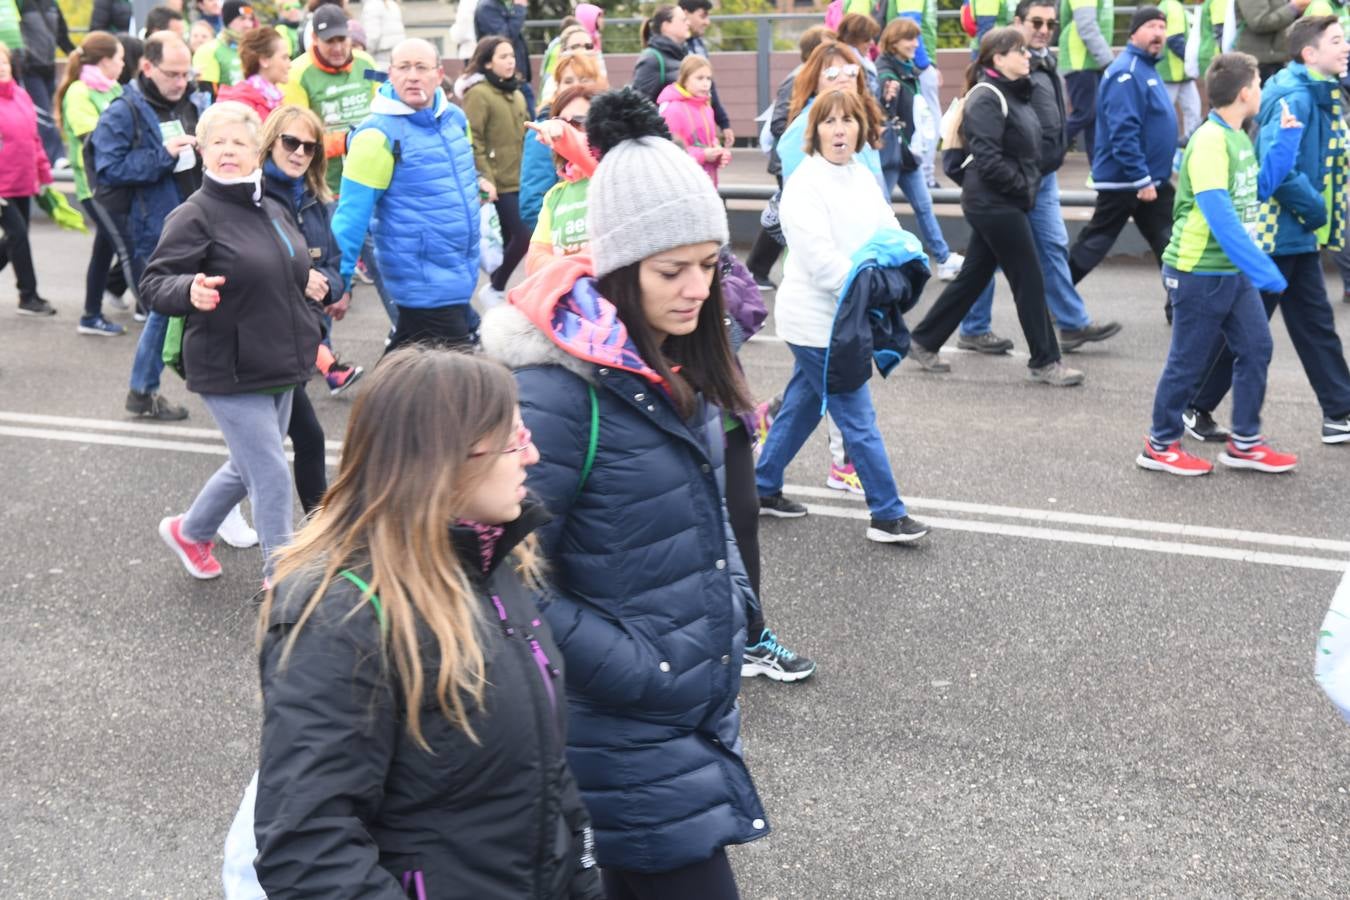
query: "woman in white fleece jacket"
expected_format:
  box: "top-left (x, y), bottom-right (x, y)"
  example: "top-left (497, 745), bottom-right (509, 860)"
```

top-left (755, 90), bottom-right (930, 545)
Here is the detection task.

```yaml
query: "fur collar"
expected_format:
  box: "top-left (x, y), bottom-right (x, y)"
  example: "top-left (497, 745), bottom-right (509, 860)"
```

top-left (480, 304), bottom-right (597, 384)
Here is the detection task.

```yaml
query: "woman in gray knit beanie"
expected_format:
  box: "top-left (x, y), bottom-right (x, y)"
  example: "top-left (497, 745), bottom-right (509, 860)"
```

top-left (480, 87), bottom-right (769, 899)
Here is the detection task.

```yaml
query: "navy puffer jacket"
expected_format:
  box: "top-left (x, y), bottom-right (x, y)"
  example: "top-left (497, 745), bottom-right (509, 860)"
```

top-left (480, 267), bottom-right (769, 874)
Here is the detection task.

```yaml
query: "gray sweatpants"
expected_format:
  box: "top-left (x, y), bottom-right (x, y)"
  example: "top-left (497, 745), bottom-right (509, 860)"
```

top-left (183, 390), bottom-right (296, 578)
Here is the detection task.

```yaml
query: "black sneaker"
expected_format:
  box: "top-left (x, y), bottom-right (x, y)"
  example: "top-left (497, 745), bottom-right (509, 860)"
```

top-left (126, 389), bottom-right (189, 421)
top-left (1058, 321), bottom-right (1122, 352)
top-left (752, 273), bottom-right (776, 292)
top-left (742, 628), bottom-right (817, 682)
top-left (1183, 407), bottom-right (1230, 442)
top-left (866, 515), bottom-right (930, 544)
top-left (759, 492), bottom-right (807, 518)
top-left (17, 296), bottom-right (57, 316)
top-left (1324, 415), bottom-right (1350, 444)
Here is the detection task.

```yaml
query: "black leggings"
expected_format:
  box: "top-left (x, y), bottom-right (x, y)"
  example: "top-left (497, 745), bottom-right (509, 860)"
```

top-left (723, 424), bottom-right (764, 639)
top-left (80, 198), bottom-right (117, 318)
top-left (287, 386), bottom-right (326, 515)
top-left (602, 848), bottom-right (740, 900)
top-left (0, 195), bottom-right (38, 300)
top-left (491, 191), bottom-right (530, 292)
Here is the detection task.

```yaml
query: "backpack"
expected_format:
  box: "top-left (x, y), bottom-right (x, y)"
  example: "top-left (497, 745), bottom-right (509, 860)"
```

top-left (83, 93), bottom-right (142, 214)
top-left (939, 81), bottom-right (1007, 185)
top-left (640, 46), bottom-right (667, 87)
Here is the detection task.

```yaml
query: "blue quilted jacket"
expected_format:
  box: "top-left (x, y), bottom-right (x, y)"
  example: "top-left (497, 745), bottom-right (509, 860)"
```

top-left (480, 259), bottom-right (770, 874)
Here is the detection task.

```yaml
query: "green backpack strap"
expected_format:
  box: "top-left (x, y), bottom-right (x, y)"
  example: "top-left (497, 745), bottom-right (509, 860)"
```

top-left (338, 569), bottom-right (386, 632)
top-left (642, 47), bottom-right (667, 87)
top-left (572, 384), bottom-right (599, 501)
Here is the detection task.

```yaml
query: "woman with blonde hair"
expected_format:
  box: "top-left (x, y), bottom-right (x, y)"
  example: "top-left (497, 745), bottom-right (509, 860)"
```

top-left (56, 30), bottom-right (128, 335)
top-left (143, 101), bottom-right (324, 585)
top-left (658, 55), bottom-right (728, 185)
top-left (252, 347), bottom-right (603, 898)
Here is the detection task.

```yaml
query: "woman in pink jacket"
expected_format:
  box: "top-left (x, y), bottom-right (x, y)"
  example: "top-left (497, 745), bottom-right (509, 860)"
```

top-left (657, 55), bottom-right (729, 186)
top-left (0, 42), bottom-right (56, 317)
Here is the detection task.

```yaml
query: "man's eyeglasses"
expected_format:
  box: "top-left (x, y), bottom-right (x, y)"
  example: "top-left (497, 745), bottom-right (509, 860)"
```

top-left (822, 63), bottom-right (860, 82)
top-left (152, 62), bottom-right (191, 82)
top-left (279, 134), bottom-right (319, 156)
top-left (470, 425), bottom-right (533, 457)
top-left (391, 62), bottom-right (439, 75)
top-left (1027, 16), bottom-right (1058, 30)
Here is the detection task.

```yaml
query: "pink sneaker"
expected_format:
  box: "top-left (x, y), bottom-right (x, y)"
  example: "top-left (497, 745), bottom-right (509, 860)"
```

top-left (158, 515), bottom-right (222, 580)
top-left (826, 462), bottom-right (865, 495)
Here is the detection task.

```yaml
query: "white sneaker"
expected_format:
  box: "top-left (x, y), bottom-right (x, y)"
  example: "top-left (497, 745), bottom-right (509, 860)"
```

top-left (104, 290), bottom-right (128, 311)
top-left (217, 504), bottom-right (259, 549)
top-left (936, 253), bottom-right (965, 282)
top-left (478, 285), bottom-right (506, 308)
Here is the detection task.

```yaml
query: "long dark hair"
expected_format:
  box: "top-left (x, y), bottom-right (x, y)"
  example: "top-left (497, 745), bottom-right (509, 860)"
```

top-left (466, 34), bottom-right (512, 76)
top-left (965, 26), bottom-right (1026, 92)
top-left (641, 5), bottom-right (679, 47)
top-left (598, 260), bottom-right (752, 418)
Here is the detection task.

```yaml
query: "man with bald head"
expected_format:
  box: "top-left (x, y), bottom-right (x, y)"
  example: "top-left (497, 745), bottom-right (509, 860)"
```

top-left (332, 39), bottom-right (485, 350)
top-left (90, 31), bottom-right (202, 420)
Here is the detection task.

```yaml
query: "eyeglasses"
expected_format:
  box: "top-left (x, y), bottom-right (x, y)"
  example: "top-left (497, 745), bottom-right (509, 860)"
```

top-left (279, 134), bottom-right (319, 156)
top-left (561, 115), bottom-right (587, 130)
top-left (1027, 16), bottom-right (1058, 30)
top-left (152, 62), bottom-right (191, 81)
top-left (566, 42), bottom-right (595, 51)
top-left (391, 62), bottom-right (439, 75)
top-left (822, 63), bottom-right (860, 82)
top-left (470, 424), bottom-right (533, 457)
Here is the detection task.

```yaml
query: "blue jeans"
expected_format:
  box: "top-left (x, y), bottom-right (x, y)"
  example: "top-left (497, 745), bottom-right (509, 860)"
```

top-left (129, 310), bottom-right (170, 395)
top-left (961, 172), bottom-right (1093, 335)
top-left (1151, 266), bottom-right (1271, 444)
top-left (755, 343), bottom-right (907, 520)
top-left (887, 166), bottom-right (950, 264)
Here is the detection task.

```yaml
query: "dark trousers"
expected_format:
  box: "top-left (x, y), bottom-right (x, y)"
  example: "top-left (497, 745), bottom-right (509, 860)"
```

top-left (385, 303), bottom-right (480, 354)
top-left (80, 198), bottom-right (117, 318)
top-left (912, 205), bottom-right (1061, 369)
top-left (746, 227), bottom-right (783, 281)
top-left (1258, 62), bottom-right (1284, 85)
top-left (1064, 69), bottom-right (1102, 161)
top-left (1152, 267), bottom-right (1272, 443)
top-left (21, 68), bottom-right (64, 165)
top-left (602, 848), bottom-right (740, 900)
top-left (491, 191), bottom-right (530, 292)
top-left (1192, 252), bottom-right (1350, 420)
top-left (287, 386), bottom-right (327, 515)
top-left (0, 196), bottom-right (38, 300)
top-left (723, 423), bottom-right (764, 639)
top-left (1069, 183), bottom-right (1174, 284)
top-left (82, 198), bottom-right (138, 307)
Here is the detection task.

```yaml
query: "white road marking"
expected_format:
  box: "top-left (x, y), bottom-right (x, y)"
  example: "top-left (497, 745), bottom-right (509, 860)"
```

top-left (800, 502), bottom-right (1349, 574)
top-left (785, 485), bottom-right (1350, 555)
top-left (3, 413), bottom-right (1345, 572)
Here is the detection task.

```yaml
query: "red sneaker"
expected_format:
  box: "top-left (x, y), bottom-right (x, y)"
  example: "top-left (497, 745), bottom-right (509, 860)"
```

top-left (1135, 438), bottom-right (1213, 476)
top-left (1219, 440), bottom-right (1298, 473)
top-left (158, 515), bottom-right (222, 579)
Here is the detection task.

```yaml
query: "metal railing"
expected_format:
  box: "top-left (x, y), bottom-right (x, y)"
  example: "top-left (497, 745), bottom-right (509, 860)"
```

top-left (717, 183), bottom-right (1099, 207)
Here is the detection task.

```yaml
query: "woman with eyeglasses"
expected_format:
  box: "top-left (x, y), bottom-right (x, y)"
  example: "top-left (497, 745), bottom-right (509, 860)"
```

top-left (252, 347), bottom-right (604, 899)
top-left (142, 101), bottom-right (324, 586)
top-left (525, 85), bottom-right (596, 273)
top-left (458, 35), bottom-right (530, 308)
top-left (778, 41), bottom-right (886, 193)
top-left (908, 27), bottom-right (1084, 386)
top-left (540, 25), bottom-right (600, 106)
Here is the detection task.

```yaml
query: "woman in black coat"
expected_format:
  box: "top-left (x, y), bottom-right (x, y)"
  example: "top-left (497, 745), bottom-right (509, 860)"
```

top-left (630, 4), bottom-right (690, 102)
top-left (254, 348), bottom-right (603, 899)
top-left (908, 27), bottom-right (1083, 387)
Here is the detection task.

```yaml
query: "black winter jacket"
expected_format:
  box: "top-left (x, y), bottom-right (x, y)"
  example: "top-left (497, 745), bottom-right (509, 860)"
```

top-left (140, 175), bottom-right (322, 394)
top-left (18, 0), bottom-right (73, 72)
top-left (767, 69), bottom-right (796, 180)
top-left (88, 0), bottom-right (133, 35)
top-left (876, 53), bottom-right (922, 174)
top-left (631, 35), bottom-right (688, 103)
top-left (262, 166), bottom-right (343, 307)
top-left (1028, 49), bottom-right (1068, 175)
top-left (958, 71), bottom-right (1041, 214)
top-left (254, 504), bottom-right (605, 900)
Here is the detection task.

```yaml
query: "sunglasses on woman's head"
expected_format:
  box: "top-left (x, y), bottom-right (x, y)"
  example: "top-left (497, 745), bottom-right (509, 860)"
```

top-left (822, 64), bottom-right (860, 82)
top-left (279, 134), bottom-right (319, 156)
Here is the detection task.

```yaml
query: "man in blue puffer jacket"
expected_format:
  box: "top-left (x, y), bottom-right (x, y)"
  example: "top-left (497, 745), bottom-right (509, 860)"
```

top-left (332, 38), bottom-right (482, 351)
top-left (1186, 16), bottom-right (1350, 445)
top-left (1068, 7), bottom-right (1179, 287)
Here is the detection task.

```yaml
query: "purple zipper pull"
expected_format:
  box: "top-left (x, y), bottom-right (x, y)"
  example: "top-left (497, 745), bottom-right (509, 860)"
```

top-left (490, 594), bottom-right (514, 635)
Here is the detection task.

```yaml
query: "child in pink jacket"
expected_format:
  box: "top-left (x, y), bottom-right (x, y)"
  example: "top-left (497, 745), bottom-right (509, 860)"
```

top-left (657, 55), bottom-right (729, 186)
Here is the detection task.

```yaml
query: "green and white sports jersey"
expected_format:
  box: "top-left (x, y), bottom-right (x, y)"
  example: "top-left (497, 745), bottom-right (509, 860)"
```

top-left (1163, 117), bottom-right (1259, 273)
top-left (533, 178), bottom-right (590, 259)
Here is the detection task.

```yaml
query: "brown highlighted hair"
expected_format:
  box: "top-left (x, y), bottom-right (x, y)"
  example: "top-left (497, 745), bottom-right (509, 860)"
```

top-left (258, 104), bottom-right (332, 202)
top-left (676, 53), bottom-right (711, 88)
top-left (804, 88), bottom-right (871, 156)
top-left (55, 31), bottom-right (123, 130)
top-left (789, 43), bottom-right (883, 146)
top-left (239, 26), bottom-right (286, 78)
top-left (965, 26), bottom-right (1027, 91)
top-left (262, 348), bottom-right (542, 749)
top-left (837, 12), bottom-right (881, 49)
top-left (879, 17), bottom-right (920, 57)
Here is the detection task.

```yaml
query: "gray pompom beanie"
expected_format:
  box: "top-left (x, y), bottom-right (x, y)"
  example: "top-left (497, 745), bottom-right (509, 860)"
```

top-left (587, 136), bottom-right (730, 278)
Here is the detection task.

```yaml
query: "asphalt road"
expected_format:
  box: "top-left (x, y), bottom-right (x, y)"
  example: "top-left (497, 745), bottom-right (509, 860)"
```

top-left (3, 216), bottom-right (1350, 898)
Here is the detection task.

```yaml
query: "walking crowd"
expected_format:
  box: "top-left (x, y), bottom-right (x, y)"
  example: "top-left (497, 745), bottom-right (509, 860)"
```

top-left (4, 0), bottom-right (1350, 892)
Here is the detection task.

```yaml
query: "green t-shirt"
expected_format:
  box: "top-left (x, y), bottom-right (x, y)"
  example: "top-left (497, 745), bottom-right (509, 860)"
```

top-left (283, 50), bottom-right (377, 194)
top-left (194, 35), bottom-right (243, 87)
top-left (1163, 117), bottom-right (1259, 273)
top-left (61, 79), bottom-right (122, 200)
top-left (532, 178), bottom-right (590, 258)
